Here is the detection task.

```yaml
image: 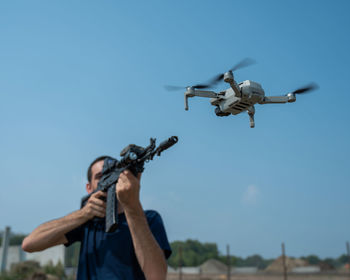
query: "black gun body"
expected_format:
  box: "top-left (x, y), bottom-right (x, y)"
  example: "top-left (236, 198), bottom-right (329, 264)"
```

top-left (80, 136), bottom-right (178, 233)
top-left (80, 164), bottom-right (140, 233)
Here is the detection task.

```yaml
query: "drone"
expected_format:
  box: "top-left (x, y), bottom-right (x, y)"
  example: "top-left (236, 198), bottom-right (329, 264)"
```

top-left (165, 58), bottom-right (318, 128)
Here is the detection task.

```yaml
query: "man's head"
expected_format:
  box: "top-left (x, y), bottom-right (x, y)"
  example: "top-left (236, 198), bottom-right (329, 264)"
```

top-left (86, 155), bottom-right (109, 193)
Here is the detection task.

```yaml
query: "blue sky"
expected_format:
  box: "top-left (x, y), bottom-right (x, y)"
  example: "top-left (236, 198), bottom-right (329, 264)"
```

top-left (1, 0), bottom-right (349, 259)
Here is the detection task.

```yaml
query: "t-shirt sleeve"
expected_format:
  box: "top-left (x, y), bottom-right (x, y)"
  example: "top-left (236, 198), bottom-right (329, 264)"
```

top-left (146, 210), bottom-right (172, 259)
top-left (64, 224), bottom-right (84, 247)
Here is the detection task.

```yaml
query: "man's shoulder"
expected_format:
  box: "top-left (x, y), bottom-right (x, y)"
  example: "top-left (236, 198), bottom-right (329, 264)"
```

top-left (144, 209), bottom-right (161, 219)
top-left (144, 209), bottom-right (164, 224)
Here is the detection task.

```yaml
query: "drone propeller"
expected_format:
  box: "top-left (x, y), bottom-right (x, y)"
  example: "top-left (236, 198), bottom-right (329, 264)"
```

top-left (164, 83), bottom-right (212, 91)
top-left (165, 58), bottom-right (256, 91)
top-left (291, 83), bottom-right (319, 95)
top-left (164, 85), bottom-right (186, 91)
top-left (209, 57), bottom-right (256, 84)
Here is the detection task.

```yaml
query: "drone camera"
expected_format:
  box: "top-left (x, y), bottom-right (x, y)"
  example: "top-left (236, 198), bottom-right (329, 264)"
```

top-left (215, 107), bottom-right (230, 117)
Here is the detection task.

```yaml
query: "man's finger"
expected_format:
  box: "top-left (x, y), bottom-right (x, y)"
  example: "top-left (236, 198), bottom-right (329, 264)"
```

top-left (90, 205), bottom-right (106, 214)
top-left (93, 211), bottom-right (106, 218)
top-left (90, 198), bottom-right (106, 207)
top-left (93, 191), bottom-right (107, 198)
top-left (118, 173), bottom-right (126, 182)
top-left (122, 170), bottom-right (141, 181)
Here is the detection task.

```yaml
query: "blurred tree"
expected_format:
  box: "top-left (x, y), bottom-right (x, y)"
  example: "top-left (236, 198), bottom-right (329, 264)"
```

top-left (322, 257), bottom-right (336, 267)
top-left (168, 240), bottom-right (274, 269)
top-left (337, 254), bottom-right (349, 265)
top-left (9, 234), bottom-right (26, 246)
top-left (0, 234), bottom-right (26, 246)
top-left (43, 260), bottom-right (65, 278)
top-left (65, 243), bottom-right (80, 267)
top-left (168, 239), bottom-right (219, 267)
top-left (244, 255), bottom-right (264, 267)
top-left (9, 260), bottom-right (41, 280)
top-left (301, 255), bottom-right (321, 265)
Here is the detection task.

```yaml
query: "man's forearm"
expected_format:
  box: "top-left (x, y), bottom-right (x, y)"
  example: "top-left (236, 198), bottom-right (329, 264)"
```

top-left (23, 190), bottom-right (106, 252)
top-left (125, 203), bottom-right (167, 280)
top-left (22, 209), bottom-right (88, 252)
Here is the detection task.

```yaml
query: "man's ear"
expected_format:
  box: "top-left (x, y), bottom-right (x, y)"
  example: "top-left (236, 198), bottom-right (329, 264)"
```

top-left (86, 183), bottom-right (93, 194)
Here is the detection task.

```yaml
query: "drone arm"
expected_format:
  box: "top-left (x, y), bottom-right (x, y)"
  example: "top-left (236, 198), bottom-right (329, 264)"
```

top-left (230, 81), bottom-right (241, 97)
top-left (260, 95), bottom-right (295, 104)
top-left (223, 71), bottom-right (241, 97)
top-left (184, 90), bottom-right (218, 111)
top-left (193, 90), bottom-right (218, 98)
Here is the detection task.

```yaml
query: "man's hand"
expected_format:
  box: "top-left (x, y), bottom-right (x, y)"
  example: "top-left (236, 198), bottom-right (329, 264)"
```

top-left (80, 191), bottom-right (106, 219)
top-left (116, 170), bottom-right (142, 210)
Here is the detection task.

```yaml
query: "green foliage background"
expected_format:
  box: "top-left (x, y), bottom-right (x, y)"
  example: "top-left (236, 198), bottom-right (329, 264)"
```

top-left (1, 234), bottom-right (349, 271)
top-left (0, 260), bottom-right (65, 280)
top-left (167, 239), bottom-right (275, 269)
top-left (300, 254), bottom-right (350, 268)
top-left (167, 239), bottom-right (349, 269)
top-left (0, 234), bottom-right (26, 246)
top-left (169, 240), bottom-right (219, 267)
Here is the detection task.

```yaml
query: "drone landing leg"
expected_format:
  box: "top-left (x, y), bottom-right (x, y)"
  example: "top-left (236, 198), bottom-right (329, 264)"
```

top-left (247, 106), bottom-right (255, 128)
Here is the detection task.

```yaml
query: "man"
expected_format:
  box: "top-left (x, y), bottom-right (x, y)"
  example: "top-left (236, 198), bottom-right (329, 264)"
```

top-left (22, 156), bottom-right (171, 280)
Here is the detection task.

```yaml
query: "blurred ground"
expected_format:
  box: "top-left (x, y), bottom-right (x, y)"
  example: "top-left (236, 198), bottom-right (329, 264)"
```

top-left (166, 273), bottom-right (350, 280)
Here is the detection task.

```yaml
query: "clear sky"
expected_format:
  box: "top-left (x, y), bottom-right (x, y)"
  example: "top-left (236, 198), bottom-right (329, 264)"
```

top-left (0, 0), bottom-right (349, 259)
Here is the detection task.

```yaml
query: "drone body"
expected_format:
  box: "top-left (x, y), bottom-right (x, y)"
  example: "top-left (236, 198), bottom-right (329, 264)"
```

top-left (186, 79), bottom-right (297, 128)
top-left (167, 59), bottom-right (317, 128)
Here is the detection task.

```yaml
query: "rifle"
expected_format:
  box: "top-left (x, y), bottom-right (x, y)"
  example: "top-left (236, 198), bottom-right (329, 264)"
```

top-left (81, 136), bottom-right (178, 233)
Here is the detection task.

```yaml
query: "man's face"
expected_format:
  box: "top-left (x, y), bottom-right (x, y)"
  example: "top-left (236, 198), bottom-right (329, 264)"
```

top-left (86, 160), bottom-right (104, 193)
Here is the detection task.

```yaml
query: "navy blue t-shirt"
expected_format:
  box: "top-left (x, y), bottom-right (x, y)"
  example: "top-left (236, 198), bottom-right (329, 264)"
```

top-left (65, 210), bottom-right (171, 280)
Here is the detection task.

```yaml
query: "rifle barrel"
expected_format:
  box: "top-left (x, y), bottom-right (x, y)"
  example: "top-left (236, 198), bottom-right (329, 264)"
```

top-left (157, 136), bottom-right (178, 155)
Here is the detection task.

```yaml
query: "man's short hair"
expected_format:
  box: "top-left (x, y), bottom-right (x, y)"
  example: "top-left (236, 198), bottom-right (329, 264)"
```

top-left (87, 155), bottom-right (109, 182)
